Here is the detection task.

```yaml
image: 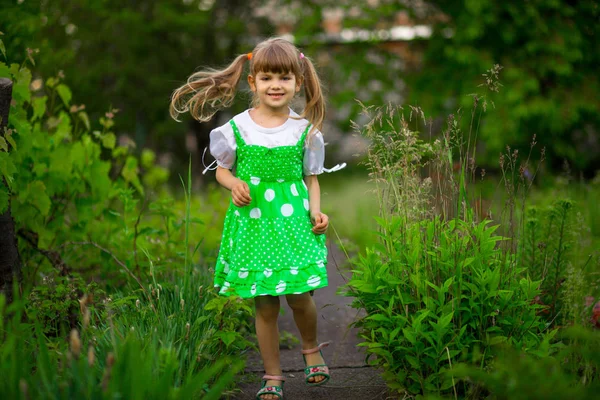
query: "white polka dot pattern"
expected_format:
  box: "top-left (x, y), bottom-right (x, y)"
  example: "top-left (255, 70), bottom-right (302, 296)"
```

top-left (290, 183), bottom-right (299, 196)
top-left (250, 208), bottom-right (261, 219)
top-left (275, 280), bottom-right (287, 293)
top-left (281, 204), bottom-right (294, 217)
top-left (264, 189), bottom-right (275, 202)
top-left (214, 119), bottom-right (328, 298)
top-left (307, 275), bottom-right (321, 287)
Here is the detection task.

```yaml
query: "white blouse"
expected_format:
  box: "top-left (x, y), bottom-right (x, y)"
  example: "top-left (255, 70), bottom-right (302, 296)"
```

top-left (209, 109), bottom-right (326, 176)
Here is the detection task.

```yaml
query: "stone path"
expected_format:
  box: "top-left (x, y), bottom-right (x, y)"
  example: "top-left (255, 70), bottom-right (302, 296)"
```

top-left (230, 243), bottom-right (398, 400)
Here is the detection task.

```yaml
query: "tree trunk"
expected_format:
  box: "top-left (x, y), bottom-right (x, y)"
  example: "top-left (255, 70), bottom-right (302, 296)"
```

top-left (0, 78), bottom-right (22, 303)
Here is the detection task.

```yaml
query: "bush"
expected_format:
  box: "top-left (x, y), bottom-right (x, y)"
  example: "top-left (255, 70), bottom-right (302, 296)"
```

top-left (348, 216), bottom-right (549, 395)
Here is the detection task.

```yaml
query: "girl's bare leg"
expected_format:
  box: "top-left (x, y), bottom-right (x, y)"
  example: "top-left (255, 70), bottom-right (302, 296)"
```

top-left (255, 295), bottom-right (282, 400)
top-left (285, 293), bottom-right (326, 383)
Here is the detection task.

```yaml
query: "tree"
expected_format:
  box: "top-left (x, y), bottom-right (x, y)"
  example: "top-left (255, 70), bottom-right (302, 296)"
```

top-left (0, 78), bottom-right (22, 303)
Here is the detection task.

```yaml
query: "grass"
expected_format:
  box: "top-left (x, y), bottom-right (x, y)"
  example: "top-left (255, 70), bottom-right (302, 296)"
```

top-left (318, 167), bottom-right (378, 252)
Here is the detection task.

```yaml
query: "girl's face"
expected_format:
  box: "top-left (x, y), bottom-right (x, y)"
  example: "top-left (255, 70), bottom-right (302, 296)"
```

top-left (248, 71), bottom-right (301, 113)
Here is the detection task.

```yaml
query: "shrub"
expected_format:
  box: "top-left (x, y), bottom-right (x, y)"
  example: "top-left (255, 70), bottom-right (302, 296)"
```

top-left (348, 216), bottom-right (549, 395)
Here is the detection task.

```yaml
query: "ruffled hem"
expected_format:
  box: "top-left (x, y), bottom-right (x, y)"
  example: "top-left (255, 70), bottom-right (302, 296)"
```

top-left (214, 256), bottom-right (328, 299)
top-left (214, 275), bottom-right (328, 299)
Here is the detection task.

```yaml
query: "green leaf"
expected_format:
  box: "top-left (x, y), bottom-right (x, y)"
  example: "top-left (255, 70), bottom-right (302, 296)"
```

top-left (5, 132), bottom-right (15, 151)
top-left (101, 132), bottom-right (116, 149)
top-left (217, 331), bottom-right (237, 347)
top-left (367, 314), bottom-right (390, 323)
top-left (11, 67), bottom-right (31, 103)
top-left (0, 137), bottom-right (7, 152)
top-left (0, 152), bottom-right (17, 185)
top-left (402, 328), bottom-right (417, 345)
top-left (438, 311), bottom-right (454, 330)
top-left (56, 84), bottom-right (72, 106)
top-left (32, 96), bottom-right (47, 121)
top-left (78, 111), bottom-right (91, 131)
top-left (0, 39), bottom-right (5, 59)
top-left (141, 149), bottom-right (156, 168)
top-left (488, 336), bottom-right (507, 345)
top-left (46, 77), bottom-right (57, 88)
top-left (20, 181), bottom-right (51, 216)
top-left (0, 61), bottom-right (9, 78)
top-left (122, 156), bottom-right (144, 194)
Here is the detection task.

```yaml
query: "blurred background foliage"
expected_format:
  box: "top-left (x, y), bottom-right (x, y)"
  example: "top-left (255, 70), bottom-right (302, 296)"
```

top-left (1, 2), bottom-right (599, 398)
top-left (1, 0), bottom-right (598, 179)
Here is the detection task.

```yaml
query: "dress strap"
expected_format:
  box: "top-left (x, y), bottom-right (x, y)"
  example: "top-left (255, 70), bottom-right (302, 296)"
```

top-left (296, 124), bottom-right (311, 148)
top-left (229, 119), bottom-right (246, 146)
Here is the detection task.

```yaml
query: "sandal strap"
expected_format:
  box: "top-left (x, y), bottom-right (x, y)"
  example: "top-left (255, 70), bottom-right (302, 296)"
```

top-left (256, 386), bottom-right (283, 399)
top-left (301, 341), bottom-right (331, 355)
top-left (262, 374), bottom-right (285, 381)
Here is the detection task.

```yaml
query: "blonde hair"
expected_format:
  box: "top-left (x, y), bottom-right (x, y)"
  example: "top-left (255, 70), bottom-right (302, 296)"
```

top-left (170, 38), bottom-right (326, 137)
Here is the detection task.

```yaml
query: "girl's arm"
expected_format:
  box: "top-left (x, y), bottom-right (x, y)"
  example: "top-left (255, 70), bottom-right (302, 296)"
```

top-left (216, 166), bottom-right (252, 207)
top-left (304, 175), bottom-right (329, 234)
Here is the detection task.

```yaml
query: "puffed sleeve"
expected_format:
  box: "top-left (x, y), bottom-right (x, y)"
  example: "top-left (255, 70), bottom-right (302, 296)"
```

top-left (209, 125), bottom-right (236, 169)
top-left (303, 130), bottom-right (325, 175)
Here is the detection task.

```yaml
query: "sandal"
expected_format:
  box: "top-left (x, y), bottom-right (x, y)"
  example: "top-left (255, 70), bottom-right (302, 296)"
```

top-left (301, 342), bottom-right (331, 386)
top-left (255, 375), bottom-right (285, 400)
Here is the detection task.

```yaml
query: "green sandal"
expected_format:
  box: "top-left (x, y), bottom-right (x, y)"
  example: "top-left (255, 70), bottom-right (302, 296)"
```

top-left (302, 342), bottom-right (331, 386)
top-left (256, 375), bottom-right (285, 400)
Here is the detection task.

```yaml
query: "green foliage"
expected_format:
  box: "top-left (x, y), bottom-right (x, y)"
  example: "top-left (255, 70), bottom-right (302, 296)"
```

top-left (344, 79), bottom-right (559, 397)
top-left (408, 1), bottom-right (600, 172)
top-left (0, 54), bottom-right (252, 395)
top-left (28, 275), bottom-right (105, 337)
top-left (0, 57), bottom-right (230, 289)
top-left (96, 272), bottom-right (253, 380)
top-left (439, 328), bottom-right (600, 400)
top-left (0, 0), bottom-right (273, 166)
top-left (347, 217), bottom-right (550, 396)
top-left (520, 190), bottom-right (600, 328)
top-left (0, 293), bottom-right (242, 400)
top-left (521, 200), bottom-right (577, 322)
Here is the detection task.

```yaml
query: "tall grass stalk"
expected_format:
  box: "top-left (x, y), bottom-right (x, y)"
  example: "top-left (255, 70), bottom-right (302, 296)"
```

top-left (179, 156), bottom-right (193, 299)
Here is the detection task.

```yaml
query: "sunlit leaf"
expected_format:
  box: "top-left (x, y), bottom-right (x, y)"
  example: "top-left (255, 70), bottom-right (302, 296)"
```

top-left (56, 84), bottom-right (72, 106)
top-left (78, 111), bottom-right (90, 131)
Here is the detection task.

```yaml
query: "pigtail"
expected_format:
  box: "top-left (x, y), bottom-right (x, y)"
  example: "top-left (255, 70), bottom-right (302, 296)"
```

top-left (170, 54), bottom-right (248, 122)
top-left (299, 55), bottom-right (326, 139)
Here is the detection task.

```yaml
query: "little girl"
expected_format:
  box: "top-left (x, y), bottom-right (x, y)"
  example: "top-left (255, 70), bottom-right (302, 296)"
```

top-left (170, 38), bottom-right (342, 400)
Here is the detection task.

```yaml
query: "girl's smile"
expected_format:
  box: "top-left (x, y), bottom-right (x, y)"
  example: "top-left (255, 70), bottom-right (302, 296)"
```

top-left (249, 71), bottom-right (301, 113)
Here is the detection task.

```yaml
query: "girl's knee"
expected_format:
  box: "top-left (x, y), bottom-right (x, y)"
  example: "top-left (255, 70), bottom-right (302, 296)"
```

top-left (255, 296), bottom-right (280, 321)
top-left (286, 292), bottom-right (313, 311)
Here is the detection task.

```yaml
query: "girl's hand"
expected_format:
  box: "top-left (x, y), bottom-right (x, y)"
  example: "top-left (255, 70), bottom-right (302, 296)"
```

top-left (231, 180), bottom-right (251, 207)
top-left (310, 211), bottom-right (329, 234)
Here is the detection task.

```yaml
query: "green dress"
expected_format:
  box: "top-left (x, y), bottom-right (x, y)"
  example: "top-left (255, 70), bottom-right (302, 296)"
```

top-left (213, 119), bottom-right (328, 298)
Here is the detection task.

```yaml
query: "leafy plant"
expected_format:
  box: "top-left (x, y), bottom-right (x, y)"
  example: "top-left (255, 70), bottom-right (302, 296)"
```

top-left (348, 216), bottom-right (549, 395)
top-left (344, 68), bottom-right (555, 397)
top-left (440, 327), bottom-right (600, 400)
top-left (0, 293), bottom-right (242, 400)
